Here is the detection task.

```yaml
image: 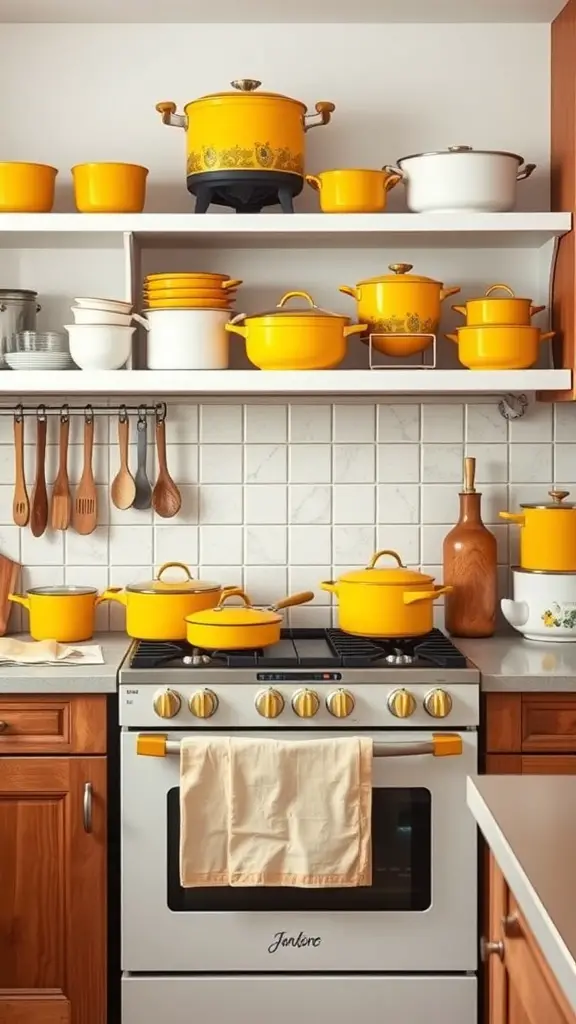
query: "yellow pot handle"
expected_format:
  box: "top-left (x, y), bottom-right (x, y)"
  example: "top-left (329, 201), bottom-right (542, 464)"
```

top-left (485, 284), bottom-right (515, 298)
top-left (367, 549), bottom-right (405, 569)
top-left (271, 591), bottom-right (315, 612)
top-left (539, 331), bottom-right (555, 342)
top-left (8, 593), bottom-right (30, 610)
top-left (305, 174), bottom-right (321, 192)
top-left (499, 511), bottom-right (526, 525)
top-left (445, 332), bottom-right (458, 343)
top-left (451, 305), bottom-right (466, 317)
top-left (440, 286), bottom-right (461, 301)
top-left (320, 581), bottom-right (338, 595)
top-left (215, 589), bottom-right (253, 610)
top-left (344, 323), bottom-right (368, 339)
top-left (98, 588), bottom-right (127, 607)
top-left (222, 279), bottom-right (242, 291)
top-left (277, 290), bottom-right (316, 309)
top-left (225, 320), bottom-right (247, 338)
top-left (403, 585), bottom-right (452, 606)
top-left (339, 285), bottom-right (358, 300)
top-left (157, 562), bottom-right (193, 581)
top-left (155, 101), bottom-right (187, 129)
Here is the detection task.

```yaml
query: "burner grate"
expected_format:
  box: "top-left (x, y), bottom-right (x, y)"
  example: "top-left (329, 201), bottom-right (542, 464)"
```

top-left (325, 627), bottom-right (467, 669)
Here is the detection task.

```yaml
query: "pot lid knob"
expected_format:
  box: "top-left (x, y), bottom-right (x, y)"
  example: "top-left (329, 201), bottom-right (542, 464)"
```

top-left (388, 263), bottom-right (413, 276)
top-left (448, 145), bottom-right (473, 152)
top-left (231, 79), bottom-right (262, 92)
top-left (549, 489), bottom-right (570, 504)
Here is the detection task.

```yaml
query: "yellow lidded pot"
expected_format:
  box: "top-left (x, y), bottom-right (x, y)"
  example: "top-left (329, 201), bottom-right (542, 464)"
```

top-left (185, 589), bottom-right (314, 650)
top-left (305, 168), bottom-right (401, 213)
top-left (499, 491), bottom-right (576, 572)
top-left (339, 263), bottom-right (460, 358)
top-left (452, 284), bottom-right (546, 326)
top-left (8, 585), bottom-right (100, 643)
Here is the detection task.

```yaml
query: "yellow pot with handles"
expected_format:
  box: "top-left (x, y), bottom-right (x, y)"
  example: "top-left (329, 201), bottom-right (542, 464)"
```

top-left (445, 324), bottom-right (554, 370)
top-left (339, 263), bottom-right (460, 357)
top-left (72, 163), bottom-right (149, 213)
top-left (305, 168), bottom-right (401, 213)
top-left (225, 290), bottom-right (367, 370)
top-left (452, 284), bottom-right (546, 326)
top-left (8, 585), bottom-right (100, 642)
top-left (0, 162), bottom-right (58, 213)
top-left (320, 550), bottom-right (451, 638)
top-left (499, 491), bottom-right (576, 571)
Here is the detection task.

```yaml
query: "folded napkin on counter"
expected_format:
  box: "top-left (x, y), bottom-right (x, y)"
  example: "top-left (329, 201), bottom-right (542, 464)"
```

top-left (180, 735), bottom-right (373, 889)
top-left (0, 638), bottom-right (104, 665)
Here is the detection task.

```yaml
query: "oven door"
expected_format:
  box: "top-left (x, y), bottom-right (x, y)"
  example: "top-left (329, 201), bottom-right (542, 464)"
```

top-left (121, 729), bottom-right (477, 973)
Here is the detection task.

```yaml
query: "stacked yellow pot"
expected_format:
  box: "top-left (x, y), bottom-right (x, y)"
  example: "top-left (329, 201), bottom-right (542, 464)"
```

top-left (445, 283), bottom-right (553, 369)
top-left (143, 271), bottom-right (242, 310)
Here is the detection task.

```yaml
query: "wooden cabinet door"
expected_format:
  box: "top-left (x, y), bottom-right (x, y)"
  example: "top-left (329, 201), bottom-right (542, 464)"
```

top-left (0, 756), bottom-right (106, 1024)
top-left (520, 755), bottom-right (576, 774)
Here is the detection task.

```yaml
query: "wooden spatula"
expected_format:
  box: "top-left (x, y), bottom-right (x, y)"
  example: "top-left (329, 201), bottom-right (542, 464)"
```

top-left (50, 408), bottom-right (72, 531)
top-left (0, 553), bottom-right (20, 635)
top-left (72, 410), bottom-right (97, 535)
top-left (30, 410), bottom-right (48, 538)
top-left (152, 407), bottom-right (181, 519)
top-left (12, 407), bottom-right (29, 527)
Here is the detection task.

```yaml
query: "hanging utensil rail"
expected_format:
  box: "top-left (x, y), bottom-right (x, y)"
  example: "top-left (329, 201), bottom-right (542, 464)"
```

top-left (6, 402), bottom-right (167, 419)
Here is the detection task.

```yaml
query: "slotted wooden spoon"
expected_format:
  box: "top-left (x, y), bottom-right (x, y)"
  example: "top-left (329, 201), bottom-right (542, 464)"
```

top-left (12, 406), bottom-right (29, 527)
top-left (111, 408), bottom-right (136, 511)
top-left (72, 410), bottom-right (98, 535)
top-left (152, 406), bottom-right (181, 519)
top-left (50, 407), bottom-right (72, 531)
top-left (30, 408), bottom-right (48, 538)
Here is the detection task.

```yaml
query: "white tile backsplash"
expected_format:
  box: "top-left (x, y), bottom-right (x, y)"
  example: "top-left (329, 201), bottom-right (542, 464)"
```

top-left (7, 399), bottom-right (572, 629)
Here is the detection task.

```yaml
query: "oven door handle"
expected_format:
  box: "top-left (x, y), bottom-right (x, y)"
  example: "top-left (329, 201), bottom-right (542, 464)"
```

top-left (135, 734), bottom-right (462, 758)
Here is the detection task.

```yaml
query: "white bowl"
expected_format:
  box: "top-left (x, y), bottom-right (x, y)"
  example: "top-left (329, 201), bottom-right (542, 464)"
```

top-left (74, 296), bottom-right (133, 314)
top-left (71, 306), bottom-right (135, 326)
top-left (65, 324), bottom-right (135, 370)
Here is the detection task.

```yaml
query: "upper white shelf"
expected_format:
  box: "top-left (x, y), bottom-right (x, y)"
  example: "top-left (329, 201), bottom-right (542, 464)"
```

top-left (0, 369), bottom-right (569, 397)
top-left (0, 0), bottom-right (568, 22)
top-left (0, 212), bottom-right (571, 250)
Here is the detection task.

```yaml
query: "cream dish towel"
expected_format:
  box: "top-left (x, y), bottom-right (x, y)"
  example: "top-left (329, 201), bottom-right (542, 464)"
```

top-left (179, 736), bottom-right (373, 888)
top-left (0, 638), bottom-right (104, 665)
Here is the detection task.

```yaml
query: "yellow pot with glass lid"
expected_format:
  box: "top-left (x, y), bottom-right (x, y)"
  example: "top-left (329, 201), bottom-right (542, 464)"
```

top-left (452, 284), bottom-right (546, 326)
top-left (339, 263), bottom-right (460, 357)
top-left (320, 550), bottom-right (452, 638)
top-left (499, 491), bottom-right (576, 572)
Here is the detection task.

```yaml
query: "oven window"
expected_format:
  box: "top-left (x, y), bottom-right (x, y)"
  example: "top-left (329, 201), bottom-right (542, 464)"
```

top-left (167, 786), bottom-right (431, 912)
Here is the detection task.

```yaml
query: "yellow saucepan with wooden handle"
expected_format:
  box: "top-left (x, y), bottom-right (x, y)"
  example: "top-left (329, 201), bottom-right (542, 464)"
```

top-left (185, 589), bottom-right (314, 649)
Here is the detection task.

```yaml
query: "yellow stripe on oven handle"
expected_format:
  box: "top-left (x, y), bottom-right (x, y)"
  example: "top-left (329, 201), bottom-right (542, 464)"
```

top-left (432, 734), bottom-right (463, 757)
top-left (136, 733), bottom-right (168, 757)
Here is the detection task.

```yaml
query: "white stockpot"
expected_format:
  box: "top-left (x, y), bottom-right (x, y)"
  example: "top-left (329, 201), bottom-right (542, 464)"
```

top-left (386, 146), bottom-right (536, 214)
top-left (501, 567), bottom-right (576, 643)
top-left (137, 307), bottom-right (230, 370)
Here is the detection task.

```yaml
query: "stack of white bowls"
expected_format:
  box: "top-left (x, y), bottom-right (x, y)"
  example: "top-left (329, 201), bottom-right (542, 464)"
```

top-left (66, 297), bottom-right (137, 370)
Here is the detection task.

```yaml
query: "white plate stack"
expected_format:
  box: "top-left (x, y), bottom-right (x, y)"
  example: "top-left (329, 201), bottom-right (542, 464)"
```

top-left (6, 331), bottom-right (74, 371)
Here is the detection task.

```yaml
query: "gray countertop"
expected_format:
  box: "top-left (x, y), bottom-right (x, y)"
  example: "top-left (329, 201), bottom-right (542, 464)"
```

top-left (0, 634), bottom-right (130, 693)
top-left (459, 634), bottom-right (576, 691)
top-left (468, 775), bottom-right (576, 1014)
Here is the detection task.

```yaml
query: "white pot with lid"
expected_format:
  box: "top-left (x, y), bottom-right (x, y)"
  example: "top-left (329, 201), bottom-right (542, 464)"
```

top-left (385, 146), bottom-right (536, 213)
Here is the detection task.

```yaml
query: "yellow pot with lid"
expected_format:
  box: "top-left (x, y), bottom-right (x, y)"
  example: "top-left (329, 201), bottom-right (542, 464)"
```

top-left (185, 589), bottom-right (314, 650)
top-left (499, 491), bottom-right (576, 572)
top-left (452, 284), bottom-right (546, 326)
top-left (305, 167), bottom-right (401, 213)
top-left (8, 585), bottom-right (101, 643)
top-left (320, 549), bottom-right (451, 638)
top-left (225, 289), bottom-right (367, 370)
top-left (339, 263), bottom-right (460, 357)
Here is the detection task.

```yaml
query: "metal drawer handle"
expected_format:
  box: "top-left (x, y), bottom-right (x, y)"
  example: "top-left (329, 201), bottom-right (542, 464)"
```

top-left (0, 721), bottom-right (7, 733)
top-left (480, 937), bottom-right (504, 961)
top-left (83, 782), bottom-right (93, 833)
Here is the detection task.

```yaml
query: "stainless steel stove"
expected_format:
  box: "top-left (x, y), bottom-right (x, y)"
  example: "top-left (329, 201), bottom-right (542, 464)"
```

top-left (120, 627), bottom-right (479, 1024)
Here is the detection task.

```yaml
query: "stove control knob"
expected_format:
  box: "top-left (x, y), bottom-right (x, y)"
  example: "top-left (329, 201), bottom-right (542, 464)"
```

top-left (189, 689), bottom-right (219, 719)
top-left (424, 688), bottom-right (453, 719)
top-left (153, 687), bottom-right (182, 719)
top-left (292, 688), bottom-right (320, 718)
top-left (326, 689), bottom-right (355, 718)
top-left (255, 688), bottom-right (285, 719)
top-left (388, 688), bottom-right (416, 719)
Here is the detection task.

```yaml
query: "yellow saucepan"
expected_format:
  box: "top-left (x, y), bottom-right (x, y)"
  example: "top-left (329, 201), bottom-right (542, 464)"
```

top-left (99, 562), bottom-right (238, 640)
top-left (305, 167), bottom-right (401, 213)
top-left (499, 490), bottom-right (576, 572)
top-left (340, 263), bottom-right (460, 357)
top-left (72, 162), bottom-right (149, 213)
top-left (320, 549), bottom-right (451, 638)
top-left (225, 289), bottom-right (367, 370)
top-left (185, 589), bottom-right (314, 649)
top-left (452, 284), bottom-right (545, 326)
top-left (8, 585), bottom-right (101, 642)
top-left (0, 162), bottom-right (58, 213)
top-left (445, 324), bottom-right (554, 370)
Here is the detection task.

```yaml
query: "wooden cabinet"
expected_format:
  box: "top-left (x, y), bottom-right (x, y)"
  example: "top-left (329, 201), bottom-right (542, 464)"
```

top-left (484, 693), bottom-right (576, 772)
top-left (0, 695), bottom-right (107, 1024)
top-left (484, 853), bottom-right (576, 1024)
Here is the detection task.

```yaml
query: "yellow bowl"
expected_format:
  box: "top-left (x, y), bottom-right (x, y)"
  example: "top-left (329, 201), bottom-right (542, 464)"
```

top-left (0, 162), bottom-right (58, 212)
top-left (72, 162), bottom-right (149, 213)
top-left (145, 297), bottom-right (232, 309)
top-left (445, 325), bottom-right (555, 370)
top-left (145, 275), bottom-right (241, 292)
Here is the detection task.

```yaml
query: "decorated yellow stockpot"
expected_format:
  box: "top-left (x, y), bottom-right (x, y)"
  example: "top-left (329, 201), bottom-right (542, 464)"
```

top-left (305, 168), bottom-right (401, 213)
top-left (8, 585), bottom-right (100, 642)
top-left (320, 550), bottom-right (451, 638)
top-left (339, 263), bottom-right (460, 357)
top-left (452, 284), bottom-right (545, 326)
top-left (156, 80), bottom-right (335, 214)
top-left (499, 491), bottom-right (576, 572)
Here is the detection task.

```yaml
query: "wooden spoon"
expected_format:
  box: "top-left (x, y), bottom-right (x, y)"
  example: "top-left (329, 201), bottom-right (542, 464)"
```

top-left (152, 409), bottom-right (181, 519)
top-left (30, 409), bottom-right (48, 538)
top-left (50, 409), bottom-right (72, 531)
top-left (72, 410), bottom-right (98, 535)
top-left (111, 409), bottom-right (136, 510)
top-left (12, 407), bottom-right (29, 527)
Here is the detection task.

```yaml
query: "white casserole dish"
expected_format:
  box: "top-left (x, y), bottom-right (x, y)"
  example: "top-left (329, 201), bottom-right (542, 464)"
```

top-left (501, 567), bottom-right (576, 642)
top-left (138, 307), bottom-right (230, 370)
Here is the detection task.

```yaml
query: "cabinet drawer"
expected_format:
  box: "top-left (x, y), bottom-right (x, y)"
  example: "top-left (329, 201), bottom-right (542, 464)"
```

top-left (522, 696), bottom-right (576, 752)
top-left (503, 900), bottom-right (576, 1024)
top-left (0, 696), bottom-right (106, 754)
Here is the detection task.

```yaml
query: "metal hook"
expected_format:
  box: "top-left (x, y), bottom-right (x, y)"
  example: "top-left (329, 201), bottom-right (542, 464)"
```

top-left (119, 404), bottom-right (128, 424)
top-left (155, 402), bottom-right (167, 423)
top-left (60, 403), bottom-right (69, 424)
top-left (37, 404), bottom-right (46, 422)
top-left (14, 403), bottom-right (23, 424)
top-left (84, 403), bottom-right (94, 424)
top-left (497, 393), bottom-right (528, 420)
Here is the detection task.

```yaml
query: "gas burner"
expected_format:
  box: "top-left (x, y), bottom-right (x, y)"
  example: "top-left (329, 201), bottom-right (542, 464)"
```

top-left (182, 649), bottom-right (214, 667)
top-left (385, 648), bottom-right (414, 666)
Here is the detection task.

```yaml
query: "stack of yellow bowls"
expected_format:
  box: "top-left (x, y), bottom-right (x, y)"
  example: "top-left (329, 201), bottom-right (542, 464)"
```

top-left (444, 283), bottom-right (553, 370)
top-left (143, 272), bottom-right (242, 310)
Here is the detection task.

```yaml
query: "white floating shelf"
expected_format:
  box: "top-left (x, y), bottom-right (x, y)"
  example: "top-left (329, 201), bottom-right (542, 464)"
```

top-left (0, 212), bottom-right (570, 250)
top-left (0, 369), bottom-right (569, 397)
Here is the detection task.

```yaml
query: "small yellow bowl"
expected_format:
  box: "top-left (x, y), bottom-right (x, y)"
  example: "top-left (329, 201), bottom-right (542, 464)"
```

top-left (72, 162), bottom-right (149, 213)
top-left (0, 162), bottom-right (58, 213)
